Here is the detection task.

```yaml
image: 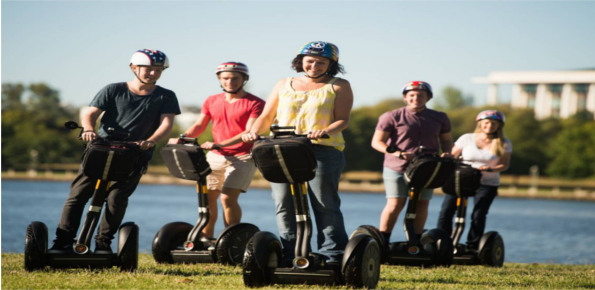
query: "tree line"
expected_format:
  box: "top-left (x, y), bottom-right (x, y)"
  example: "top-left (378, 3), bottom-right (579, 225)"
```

top-left (2, 82), bottom-right (594, 179)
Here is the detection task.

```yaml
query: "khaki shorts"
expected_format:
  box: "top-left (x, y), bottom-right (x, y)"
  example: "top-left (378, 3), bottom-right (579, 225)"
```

top-left (205, 151), bottom-right (257, 192)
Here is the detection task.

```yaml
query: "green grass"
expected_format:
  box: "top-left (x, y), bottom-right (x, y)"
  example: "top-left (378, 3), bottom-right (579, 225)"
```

top-left (2, 254), bottom-right (594, 289)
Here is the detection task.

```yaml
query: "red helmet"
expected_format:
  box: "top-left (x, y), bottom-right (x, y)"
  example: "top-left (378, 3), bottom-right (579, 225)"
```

top-left (216, 62), bottom-right (249, 80)
top-left (402, 81), bottom-right (433, 97)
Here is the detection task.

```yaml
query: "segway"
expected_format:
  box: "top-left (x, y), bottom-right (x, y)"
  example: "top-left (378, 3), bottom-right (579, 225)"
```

top-left (352, 146), bottom-right (456, 268)
top-left (441, 162), bottom-right (505, 267)
top-left (152, 136), bottom-right (259, 265)
top-left (24, 121), bottom-right (140, 272)
top-left (242, 126), bottom-right (381, 288)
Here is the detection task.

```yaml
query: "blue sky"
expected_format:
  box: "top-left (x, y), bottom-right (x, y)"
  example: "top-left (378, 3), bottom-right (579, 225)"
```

top-left (2, 1), bottom-right (594, 110)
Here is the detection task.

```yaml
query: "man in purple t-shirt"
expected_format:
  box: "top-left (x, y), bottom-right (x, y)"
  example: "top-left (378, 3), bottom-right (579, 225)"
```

top-left (371, 81), bottom-right (453, 245)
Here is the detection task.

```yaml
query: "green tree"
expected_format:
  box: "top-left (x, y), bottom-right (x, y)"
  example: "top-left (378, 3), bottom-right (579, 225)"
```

top-left (343, 98), bottom-right (405, 172)
top-left (546, 121), bottom-right (595, 178)
top-left (434, 86), bottom-right (474, 111)
top-left (2, 83), bottom-right (25, 111)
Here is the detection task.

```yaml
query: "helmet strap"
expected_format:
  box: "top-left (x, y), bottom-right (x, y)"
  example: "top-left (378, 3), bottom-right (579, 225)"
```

top-left (220, 80), bottom-right (248, 94)
top-left (132, 66), bottom-right (157, 85)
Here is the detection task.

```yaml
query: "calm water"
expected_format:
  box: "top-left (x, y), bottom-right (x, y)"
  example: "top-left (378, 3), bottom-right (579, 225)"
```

top-left (2, 180), bottom-right (594, 264)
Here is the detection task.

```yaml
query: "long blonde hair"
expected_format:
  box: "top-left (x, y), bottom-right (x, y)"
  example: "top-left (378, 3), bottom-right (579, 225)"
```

top-left (475, 120), bottom-right (506, 157)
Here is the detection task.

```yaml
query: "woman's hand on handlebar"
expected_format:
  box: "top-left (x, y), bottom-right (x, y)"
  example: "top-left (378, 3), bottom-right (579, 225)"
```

top-left (307, 130), bottom-right (329, 140)
top-left (241, 132), bottom-right (259, 143)
top-left (82, 131), bottom-right (97, 142)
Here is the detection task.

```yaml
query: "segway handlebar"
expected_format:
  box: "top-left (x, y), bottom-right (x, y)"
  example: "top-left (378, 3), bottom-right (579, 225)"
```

top-left (258, 125), bottom-right (330, 140)
top-left (177, 134), bottom-right (221, 150)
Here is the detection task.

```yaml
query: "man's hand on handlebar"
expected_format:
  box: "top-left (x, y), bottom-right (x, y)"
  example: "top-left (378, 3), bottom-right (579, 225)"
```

top-left (136, 140), bottom-right (156, 150)
top-left (440, 152), bottom-right (454, 159)
top-left (82, 131), bottom-right (97, 142)
top-left (241, 132), bottom-right (259, 143)
top-left (200, 141), bottom-right (221, 150)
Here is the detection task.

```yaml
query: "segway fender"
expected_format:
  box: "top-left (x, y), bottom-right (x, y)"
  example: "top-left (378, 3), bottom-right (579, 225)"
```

top-left (117, 222), bottom-right (137, 254)
top-left (341, 233), bottom-right (369, 273)
top-left (30, 221), bottom-right (49, 255)
top-left (251, 231), bottom-right (281, 270)
top-left (215, 223), bottom-right (260, 246)
top-left (478, 231), bottom-right (498, 253)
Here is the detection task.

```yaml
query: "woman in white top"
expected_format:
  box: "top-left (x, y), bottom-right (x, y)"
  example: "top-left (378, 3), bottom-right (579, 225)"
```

top-left (437, 110), bottom-right (512, 251)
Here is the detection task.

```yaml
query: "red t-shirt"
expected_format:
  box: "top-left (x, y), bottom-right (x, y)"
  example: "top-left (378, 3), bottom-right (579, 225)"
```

top-left (202, 93), bottom-right (265, 156)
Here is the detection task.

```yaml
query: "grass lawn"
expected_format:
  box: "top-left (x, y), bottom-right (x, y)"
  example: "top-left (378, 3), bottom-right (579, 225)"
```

top-left (2, 253), bottom-right (594, 289)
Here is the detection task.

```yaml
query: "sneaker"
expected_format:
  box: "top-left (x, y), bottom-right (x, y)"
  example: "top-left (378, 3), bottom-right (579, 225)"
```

top-left (48, 239), bottom-right (74, 254)
top-left (94, 240), bottom-right (113, 255)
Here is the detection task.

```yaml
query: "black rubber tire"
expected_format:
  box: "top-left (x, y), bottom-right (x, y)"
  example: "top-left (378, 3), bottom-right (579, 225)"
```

top-left (242, 237), bottom-right (281, 288)
top-left (349, 225), bottom-right (388, 253)
top-left (479, 234), bottom-right (505, 267)
top-left (118, 223), bottom-right (139, 272)
top-left (343, 236), bottom-right (381, 289)
top-left (24, 222), bottom-right (47, 272)
top-left (421, 228), bottom-right (453, 268)
top-left (216, 225), bottom-right (259, 265)
top-left (152, 222), bottom-right (192, 264)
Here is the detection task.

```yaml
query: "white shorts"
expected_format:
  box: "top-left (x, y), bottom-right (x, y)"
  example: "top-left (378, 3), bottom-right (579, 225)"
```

top-left (205, 151), bottom-right (256, 193)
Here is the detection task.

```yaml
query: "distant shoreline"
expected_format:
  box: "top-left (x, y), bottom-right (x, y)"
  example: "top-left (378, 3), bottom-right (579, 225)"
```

top-left (3, 173), bottom-right (595, 201)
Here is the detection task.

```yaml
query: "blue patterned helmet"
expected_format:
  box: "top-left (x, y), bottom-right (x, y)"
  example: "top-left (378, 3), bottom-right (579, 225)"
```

top-left (297, 41), bottom-right (339, 62)
top-left (402, 81), bottom-right (433, 97)
top-left (130, 49), bottom-right (169, 69)
top-left (476, 110), bottom-right (506, 124)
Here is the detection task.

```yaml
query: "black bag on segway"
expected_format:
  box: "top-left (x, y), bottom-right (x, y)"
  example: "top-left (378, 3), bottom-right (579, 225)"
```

top-left (161, 144), bottom-right (212, 181)
top-left (81, 139), bottom-right (140, 181)
top-left (404, 154), bottom-right (455, 189)
top-left (251, 137), bottom-right (317, 183)
top-left (441, 163), bottom-right (482, 197)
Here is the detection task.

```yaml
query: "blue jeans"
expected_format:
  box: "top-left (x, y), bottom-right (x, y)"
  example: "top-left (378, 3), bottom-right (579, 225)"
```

top-left (437, 185), bottom-right (498, 249)
top-left (270, 145), bottom-right (348, 263)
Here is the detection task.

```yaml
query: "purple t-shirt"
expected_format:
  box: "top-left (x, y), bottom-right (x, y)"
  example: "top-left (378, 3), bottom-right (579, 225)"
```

top-left (376, 107), bottom-right (451, 173)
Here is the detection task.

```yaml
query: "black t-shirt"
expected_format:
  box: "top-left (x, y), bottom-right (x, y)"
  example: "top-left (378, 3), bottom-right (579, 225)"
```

top-left (89, 82), bottom-right (181, 144)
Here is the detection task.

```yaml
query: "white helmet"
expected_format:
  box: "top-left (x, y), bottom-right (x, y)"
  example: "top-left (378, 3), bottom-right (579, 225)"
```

top-left (129, 49), bottom-right (169, 69)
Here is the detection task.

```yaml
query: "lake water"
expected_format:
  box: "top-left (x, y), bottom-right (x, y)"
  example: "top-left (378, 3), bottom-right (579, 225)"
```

top-left (2, 180), bottom-right (594, 264)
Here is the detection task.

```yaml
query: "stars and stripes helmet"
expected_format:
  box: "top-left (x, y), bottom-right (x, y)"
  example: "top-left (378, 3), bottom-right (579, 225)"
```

top-left (216, 62), bottom-right (249, 79)
top-left (402, 81), bottom-right (433, 97)
top-left (130, 49), bottom-right (169, 69)
top-left (476, 110), bottom-right (506, 124)
top-left (297, 41), bottom-right (339, 62)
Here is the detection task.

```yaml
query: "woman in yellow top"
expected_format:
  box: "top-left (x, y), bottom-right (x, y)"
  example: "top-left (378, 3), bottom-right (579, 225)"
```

top-left (242, 41), bottom-right (354, 266)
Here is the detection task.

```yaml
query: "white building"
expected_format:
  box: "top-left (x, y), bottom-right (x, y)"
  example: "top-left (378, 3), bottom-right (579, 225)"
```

top-left (472, 70), bottom-right (595, 120)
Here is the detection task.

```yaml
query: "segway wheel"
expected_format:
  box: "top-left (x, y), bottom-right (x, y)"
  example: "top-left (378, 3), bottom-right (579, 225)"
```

top-left (242, 236), bottom-right (281, 288)
top-left (479, 233), bottom-right (505, 267)
top-left (421, 228), bottom-right (453, 267)
top-left (118, 222), bottom-right (139, 272)
top-left (24, 222), bottom-right (48, 272)
top-left (349, 225), bottom-right (387, 256)
top-left (152, 222), bottom-right (193, 264)
top-left (343, 236), bottom-right (381, 289)
top-left (216, 223), bottom-right (259, 265)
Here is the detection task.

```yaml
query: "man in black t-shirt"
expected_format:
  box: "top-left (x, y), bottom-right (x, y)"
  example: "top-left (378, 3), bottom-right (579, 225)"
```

top-left (49, 49), bottom-right (181, 254)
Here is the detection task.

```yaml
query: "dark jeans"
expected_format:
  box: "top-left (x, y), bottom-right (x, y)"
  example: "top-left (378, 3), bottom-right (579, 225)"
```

top-left (55, 167), bottom-right (143, 244)
top-left (437, 185), bottom-right (498, 249)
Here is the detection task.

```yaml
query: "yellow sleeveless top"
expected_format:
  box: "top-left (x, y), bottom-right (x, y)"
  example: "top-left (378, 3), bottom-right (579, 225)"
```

top-left (275, 77), bottom-right (345, 151)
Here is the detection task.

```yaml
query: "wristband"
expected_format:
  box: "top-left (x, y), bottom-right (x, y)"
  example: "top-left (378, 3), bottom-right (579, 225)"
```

top-left (84, 130), bottom-right (95, 133)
